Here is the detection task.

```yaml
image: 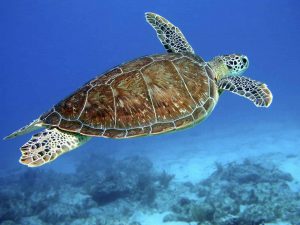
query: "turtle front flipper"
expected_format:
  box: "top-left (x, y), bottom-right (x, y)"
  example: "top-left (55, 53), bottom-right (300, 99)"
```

top-left (218, 76), bottom-right (273, 107)
top-left (145, 12), bottom-right (194, 54)
top-left (19, 128), bottom-right (91, 167)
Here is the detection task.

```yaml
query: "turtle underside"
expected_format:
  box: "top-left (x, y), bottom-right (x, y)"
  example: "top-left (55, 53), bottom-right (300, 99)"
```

top-left (40, 52), bottom-right (219, 138)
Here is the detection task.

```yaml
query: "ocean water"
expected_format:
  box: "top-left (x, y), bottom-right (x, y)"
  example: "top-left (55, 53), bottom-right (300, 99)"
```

top-left (0, 0), bottom-right (299, 224)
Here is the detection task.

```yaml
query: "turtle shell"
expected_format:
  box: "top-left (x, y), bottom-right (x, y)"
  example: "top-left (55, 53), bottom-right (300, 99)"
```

top-left (40, 52), bottom-right (219, 138)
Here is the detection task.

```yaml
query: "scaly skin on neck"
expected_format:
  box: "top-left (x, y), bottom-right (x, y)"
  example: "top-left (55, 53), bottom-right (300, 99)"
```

top-left (208, 57), bottom-right (231, 82)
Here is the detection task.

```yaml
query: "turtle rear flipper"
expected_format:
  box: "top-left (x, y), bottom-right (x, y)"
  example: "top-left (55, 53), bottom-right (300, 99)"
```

top-left (4, 119), bottom-right (43, 140)
top-left (20, 128), bottom-right (90, 167)
top-left (218, 76), bottom-right (273, 107)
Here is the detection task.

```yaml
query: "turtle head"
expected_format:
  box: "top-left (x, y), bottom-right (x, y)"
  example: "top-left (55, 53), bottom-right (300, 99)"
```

top-left (209, 54), bottom-right (249, 80)
top-left (221, 54), bottom-right (249, 76)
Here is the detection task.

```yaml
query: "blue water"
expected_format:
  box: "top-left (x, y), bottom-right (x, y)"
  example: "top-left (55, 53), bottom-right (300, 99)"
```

top-left (0, 1), bottom-right (299, 224)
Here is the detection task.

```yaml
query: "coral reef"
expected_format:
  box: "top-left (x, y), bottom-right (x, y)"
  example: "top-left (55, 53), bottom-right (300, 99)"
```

top-left (1, 155), bottom-right (299, 225)
top-left (164, 159), bottom-right (300, 225)
top-left (0, 155), bottom-right (174, 225)
top-left (0, 170), bottom-right (63, 223)
top-left (85, 156), bottom-right (158, 206)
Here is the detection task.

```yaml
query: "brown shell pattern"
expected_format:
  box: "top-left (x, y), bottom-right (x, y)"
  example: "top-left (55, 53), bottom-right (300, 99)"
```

top-left (40, 53), bottom-right (219, 138)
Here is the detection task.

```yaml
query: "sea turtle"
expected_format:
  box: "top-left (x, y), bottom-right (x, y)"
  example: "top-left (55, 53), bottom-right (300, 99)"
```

top-left (5, 12), bottom-right (273, 167)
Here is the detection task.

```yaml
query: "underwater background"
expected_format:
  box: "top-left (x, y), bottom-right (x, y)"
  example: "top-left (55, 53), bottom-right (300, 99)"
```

top-left (0, 0), bottom-right (300, 224)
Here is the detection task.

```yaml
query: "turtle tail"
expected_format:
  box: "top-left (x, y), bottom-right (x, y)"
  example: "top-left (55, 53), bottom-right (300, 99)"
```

top-left (4, 119), bottom-right (43, 140)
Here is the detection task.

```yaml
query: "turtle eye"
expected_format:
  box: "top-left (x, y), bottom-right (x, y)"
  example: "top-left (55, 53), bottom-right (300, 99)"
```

top-left (227, 65), bottom-right (233, 70)
top-left (242, 58), bottom-right (248, 64)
